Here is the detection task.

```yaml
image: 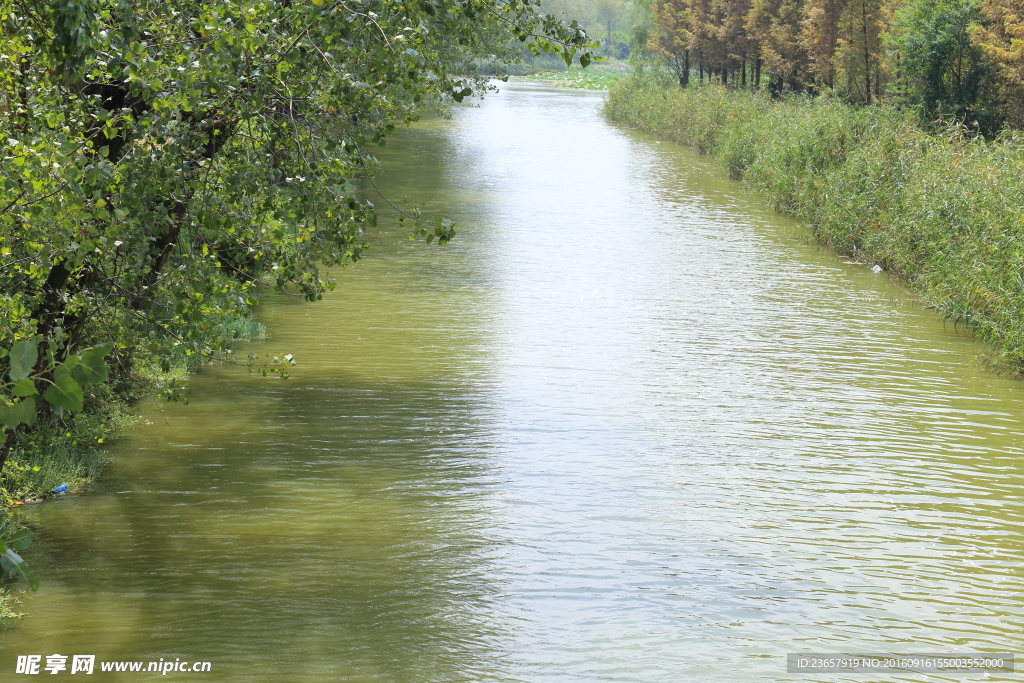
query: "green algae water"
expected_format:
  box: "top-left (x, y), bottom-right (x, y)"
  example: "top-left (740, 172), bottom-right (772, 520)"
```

top-left (2, 83), bottom-right (1023, 682)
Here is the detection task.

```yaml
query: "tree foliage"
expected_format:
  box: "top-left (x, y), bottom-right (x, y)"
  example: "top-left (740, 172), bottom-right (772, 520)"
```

top-left (645, 0), bottom-right (1024, 129)
top-left (0, 0), bottom-right (595, 469)
top-left (972, 0), bottom-right (1024, 125)
top-left (543, 0), bottom-right (633, 57)
top-left (887, 0), bottom-right (997, 128)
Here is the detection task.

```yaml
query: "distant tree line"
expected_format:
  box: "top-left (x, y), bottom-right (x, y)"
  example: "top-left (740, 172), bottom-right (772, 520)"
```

top-left (543, 0), bottom-right (636, 57)
top-left (646, 0), bottom-right (1024, 130)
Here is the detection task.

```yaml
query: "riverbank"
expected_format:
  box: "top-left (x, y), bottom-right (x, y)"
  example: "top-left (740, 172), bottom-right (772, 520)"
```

top-left (606, 78), bottom-right (1024, 372)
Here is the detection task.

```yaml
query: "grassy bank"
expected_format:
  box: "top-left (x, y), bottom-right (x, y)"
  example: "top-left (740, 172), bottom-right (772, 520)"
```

top-left (606, 78), bottom-right (1024, 370)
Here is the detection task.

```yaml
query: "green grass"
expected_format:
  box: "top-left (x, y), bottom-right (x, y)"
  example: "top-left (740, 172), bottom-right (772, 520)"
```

top-left (606, 78), bottom-right (1024, 371)
top-left (3, 409), bottom-right (133, 504)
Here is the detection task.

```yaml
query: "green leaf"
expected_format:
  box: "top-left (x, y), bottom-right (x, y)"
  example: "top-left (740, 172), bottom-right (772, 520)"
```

top-left (8, 341), bottom-right (38, 381)
top-left (0, 396), bottom-right (36, 429)
top-left (14, 396), bottom-right (35, 426)
top-left (75, 346), bottom-right (110, 385)
top-left (8, 529), bottom-right (32, 552)
top-left (0, 549), bottom-right (38, 592)
top-left (11, 379), bottom-right (37, 397)
top-left (43, 367), bottom-right (84, 412)
top-left (92, 342), bottom-right (113, 357)
top-left (0, 552), bottom-right (19, 576)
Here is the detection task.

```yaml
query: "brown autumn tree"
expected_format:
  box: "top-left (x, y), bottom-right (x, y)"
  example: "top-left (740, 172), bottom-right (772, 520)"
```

top-left (689, 0), bottom-right (724, 81)
top-left (718, 0), bottom-right (757, 85)
top-left (801, 0), bottom-right (845, 87)
top-left (834, 0), bottom-right (887, 102)
top-left (651, 0), bottom-right (696, 84)
top-left (972, 0), bottom-right (1024, 125)
top-left (747, 0), bottom-right (811, 91)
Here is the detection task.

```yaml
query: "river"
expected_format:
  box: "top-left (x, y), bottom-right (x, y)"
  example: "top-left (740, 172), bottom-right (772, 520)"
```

top-left (2, 83), bottom-right (1023, 682)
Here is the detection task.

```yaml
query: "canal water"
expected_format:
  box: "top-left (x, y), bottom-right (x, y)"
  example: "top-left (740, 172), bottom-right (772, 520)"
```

top-left (3, 83), bottom-right (1023, 682)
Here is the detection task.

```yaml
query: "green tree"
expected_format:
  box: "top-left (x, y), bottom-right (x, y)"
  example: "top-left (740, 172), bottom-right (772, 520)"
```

top-left (0, 0), bottom-right (595, 471)
top-left (887, 0), bottom-right (998, 128)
